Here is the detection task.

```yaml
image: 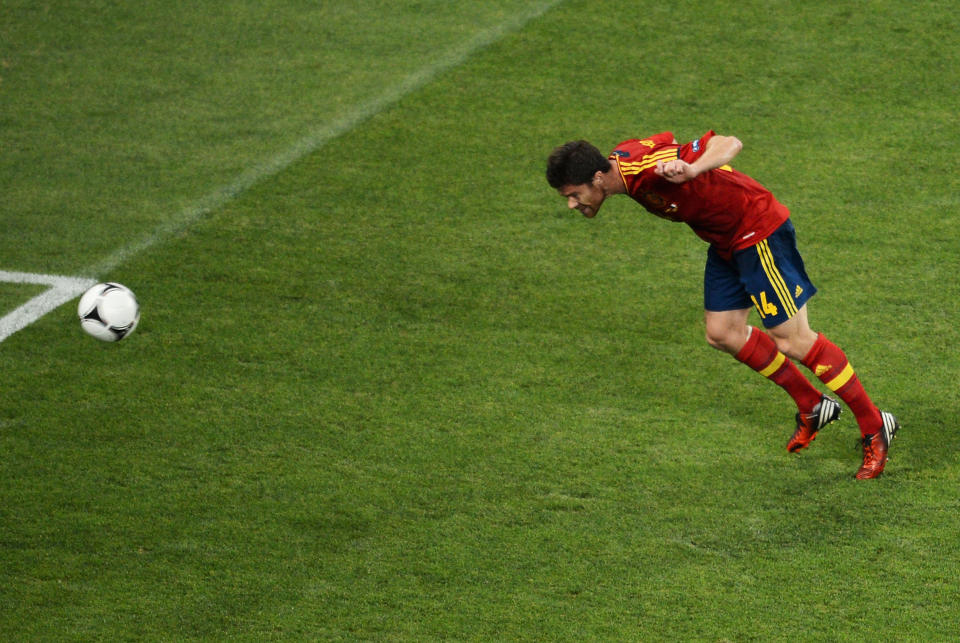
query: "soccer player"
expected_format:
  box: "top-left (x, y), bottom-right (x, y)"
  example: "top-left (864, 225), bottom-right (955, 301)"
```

top-left (546, 131), bottom-right (899, 479)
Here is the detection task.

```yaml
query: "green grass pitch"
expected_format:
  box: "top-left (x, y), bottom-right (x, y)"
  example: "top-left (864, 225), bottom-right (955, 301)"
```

top-left (2, 0), bottom-right (959, 639)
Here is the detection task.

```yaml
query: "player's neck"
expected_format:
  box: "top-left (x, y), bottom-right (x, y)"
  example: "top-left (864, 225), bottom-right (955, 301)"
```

top-left (604, 160), bottom-right (627, 195)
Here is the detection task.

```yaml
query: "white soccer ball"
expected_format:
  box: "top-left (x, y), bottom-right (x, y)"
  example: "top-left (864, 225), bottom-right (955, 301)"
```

top-left (77, 282), bottom-right (140, 342)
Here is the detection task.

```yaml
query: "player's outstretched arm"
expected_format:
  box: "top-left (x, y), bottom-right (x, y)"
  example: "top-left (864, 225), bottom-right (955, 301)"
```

top-left (655, 134), bottom-right (743, 184)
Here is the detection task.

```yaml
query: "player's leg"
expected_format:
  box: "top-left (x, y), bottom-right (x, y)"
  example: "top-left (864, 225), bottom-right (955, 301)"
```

top-left (748, 220), bottom-right (898, 476)
top-left (769, 308), bottom-right (899, 477)
top-left (790, 322), bottom-right (899, 477)
top-left (760, 304), bottom-right (817, 360)
top-left (753, 224), bottom-right (884, 436)
top-left (729, 223), bottom-right (842, 451)
top-left (703, 248), bottom-right (822, 418)
top-left (705, 308), bottom-right (824, 414)
top-left (779, 317), bottom-right (880, 435)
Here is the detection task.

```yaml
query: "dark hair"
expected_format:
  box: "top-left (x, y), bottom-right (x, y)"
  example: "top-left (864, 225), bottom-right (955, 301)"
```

top-left (545, 140), bottom-right (611, 188)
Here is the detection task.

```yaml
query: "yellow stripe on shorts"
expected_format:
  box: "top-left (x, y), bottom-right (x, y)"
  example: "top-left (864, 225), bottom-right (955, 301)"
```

top-left (756, 240), bottom-right (798, 318)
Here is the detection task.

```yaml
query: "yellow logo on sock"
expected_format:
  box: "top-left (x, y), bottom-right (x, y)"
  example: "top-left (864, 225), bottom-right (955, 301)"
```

top-left (815, 364), bottom-right (832, 377)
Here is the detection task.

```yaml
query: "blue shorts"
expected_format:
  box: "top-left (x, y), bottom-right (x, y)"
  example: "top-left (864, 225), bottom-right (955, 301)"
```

top-left (704, 219), bottom-right (816, 328)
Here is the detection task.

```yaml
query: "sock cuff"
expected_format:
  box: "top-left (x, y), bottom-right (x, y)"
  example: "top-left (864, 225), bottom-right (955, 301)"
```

top-left (735, 326), bottom-right (787, 378)
top-left (734, 326), bottom-right (761, 362)
top-left (800, 332), bottom-right (826, 369)
top-left (802, 333), bottom-right (856, 391)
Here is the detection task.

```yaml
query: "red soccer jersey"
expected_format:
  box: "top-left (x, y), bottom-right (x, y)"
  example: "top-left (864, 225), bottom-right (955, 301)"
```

top-left (610, 131), bottom-right (790, 259)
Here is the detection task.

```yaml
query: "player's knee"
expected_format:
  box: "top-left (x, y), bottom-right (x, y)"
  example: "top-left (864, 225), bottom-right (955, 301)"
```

top-left (704, 324), bottom-right (740, 353)
top-left (704, 310), bottom-right (752, 354)
top-left (769, 331), bottom-right (817, 361)
top-left (704, 328), bottom-right (726, 351)
top-left (770, 334), bottom-right (795, 356)
top-left (768, 326), bottom-right (818, 360)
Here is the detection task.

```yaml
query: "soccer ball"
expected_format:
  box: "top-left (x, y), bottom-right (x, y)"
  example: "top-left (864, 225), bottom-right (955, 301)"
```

top-left (78, 282), bottom-right (140, 342)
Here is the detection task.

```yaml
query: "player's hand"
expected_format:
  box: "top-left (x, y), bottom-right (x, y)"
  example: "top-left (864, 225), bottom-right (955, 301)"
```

top-left (655, 159), bottom-right (698, 183)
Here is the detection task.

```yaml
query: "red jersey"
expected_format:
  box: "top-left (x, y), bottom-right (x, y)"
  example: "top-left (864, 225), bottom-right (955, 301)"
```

top-left (610, 131), bottom-right (789, 259)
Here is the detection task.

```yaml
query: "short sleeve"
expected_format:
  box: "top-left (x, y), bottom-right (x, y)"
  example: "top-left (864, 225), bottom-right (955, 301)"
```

top-left (678, 130), bottom-right (716, 162)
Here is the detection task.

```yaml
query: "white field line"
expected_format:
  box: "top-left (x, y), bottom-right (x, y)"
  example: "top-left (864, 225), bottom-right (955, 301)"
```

top-left (85, 0), bottom-right (563, 278)
top-left (0, 0), bottom-right (563, 344)
top-left (0, 272), bottom-right (97, 343)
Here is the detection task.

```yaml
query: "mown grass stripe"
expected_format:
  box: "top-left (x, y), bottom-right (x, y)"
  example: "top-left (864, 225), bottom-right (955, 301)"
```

top-left (84, 0), bottom-right (565, 278)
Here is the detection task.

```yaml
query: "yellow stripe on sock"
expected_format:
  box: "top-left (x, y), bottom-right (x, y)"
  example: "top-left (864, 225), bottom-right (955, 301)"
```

top-left (759, 352), bottom-right (786, 378)
top-left (825, 363), bottom-right (855, 391)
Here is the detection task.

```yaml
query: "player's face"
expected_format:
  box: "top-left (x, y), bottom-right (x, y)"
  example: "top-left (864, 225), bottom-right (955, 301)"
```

top-left (558, 179), bottom-right (605, 218)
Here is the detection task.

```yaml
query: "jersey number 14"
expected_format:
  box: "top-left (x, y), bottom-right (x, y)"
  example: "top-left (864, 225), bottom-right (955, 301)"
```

top-left (751, 291), bottom-right (779, 319)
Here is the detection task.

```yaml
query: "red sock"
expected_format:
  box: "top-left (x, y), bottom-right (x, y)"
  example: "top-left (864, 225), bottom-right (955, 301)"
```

top-left (734, 327), bottom-right (822, 413)
top-left (801, 333), bottom-right (882, 436)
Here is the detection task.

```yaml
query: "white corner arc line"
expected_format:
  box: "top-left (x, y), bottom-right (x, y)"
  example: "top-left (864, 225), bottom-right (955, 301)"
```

top-left (2, 0), bottom-right (564, 344)
top-left (0, 272), bottom-right (97, 343)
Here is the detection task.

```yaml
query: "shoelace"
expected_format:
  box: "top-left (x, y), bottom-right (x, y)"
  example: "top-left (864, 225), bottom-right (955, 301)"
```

top-left (857, 434), bottom-right (882, 460)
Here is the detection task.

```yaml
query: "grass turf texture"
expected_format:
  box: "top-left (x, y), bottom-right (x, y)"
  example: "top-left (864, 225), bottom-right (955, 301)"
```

top-left (2, 0), bottom-right (959, 639)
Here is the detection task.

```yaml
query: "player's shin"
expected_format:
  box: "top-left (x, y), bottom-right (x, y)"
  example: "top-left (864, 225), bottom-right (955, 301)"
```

top-left (734, 326), bottom-right (822, 412)
top-left (800, 333), bottom-right (882, 436)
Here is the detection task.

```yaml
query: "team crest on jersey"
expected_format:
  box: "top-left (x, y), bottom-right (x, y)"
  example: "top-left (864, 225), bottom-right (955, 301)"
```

top-left (639, 191), bottom-right (680, 220)
top-left (692, 140), bottom-right (701, 152)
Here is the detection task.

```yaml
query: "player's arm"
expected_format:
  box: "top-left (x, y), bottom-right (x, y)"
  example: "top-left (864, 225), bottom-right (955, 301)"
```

top-left (655, 134), bottom-right (742, 184)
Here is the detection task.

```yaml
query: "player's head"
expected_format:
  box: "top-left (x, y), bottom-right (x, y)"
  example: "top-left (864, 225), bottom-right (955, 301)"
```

top-left (546, 140), bottom-right (611, 188)
top-left (546, 140), bottom-right (613, 218)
